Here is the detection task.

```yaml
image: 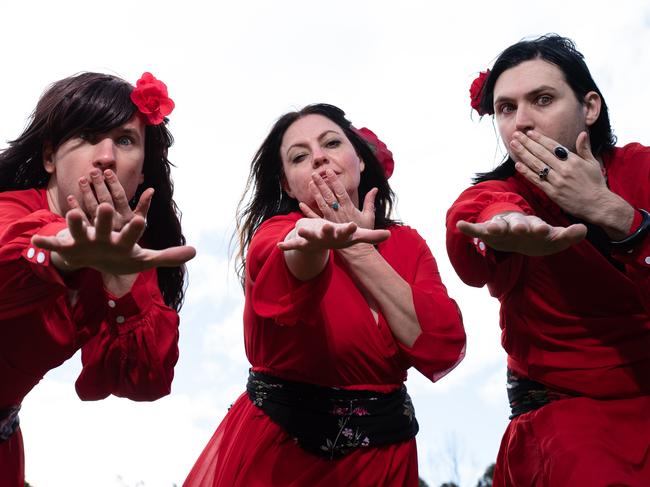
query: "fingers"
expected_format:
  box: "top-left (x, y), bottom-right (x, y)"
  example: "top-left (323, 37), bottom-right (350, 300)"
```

top-left (299, 202), bottom-right (320, 218)
top-left (94, 204), bottom-right (114, 241)
top-left (79, 176), bottom-right (99, 216)
top-left (115, 215), bottom-right (147, 249)
top-left (104, 169), bottom-right (132, 215)
top-left (361, 188), bottom-right (378, 219)
top-left (323, 169), bottom-right (352, 207)
top-left (146, 245), bottom-right (197, 268)
top-left (353, 228), bottom-right (390, 244)
top-left (511, 131), bottom-right (556, 171)
top-left (133, 187), bottom-right (154, 219)
top-left (66, 195), bottom-right (92, 225)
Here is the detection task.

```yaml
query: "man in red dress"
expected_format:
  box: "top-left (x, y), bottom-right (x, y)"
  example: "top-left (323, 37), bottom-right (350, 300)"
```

top-left (447, 34), bottom-right (650, 486)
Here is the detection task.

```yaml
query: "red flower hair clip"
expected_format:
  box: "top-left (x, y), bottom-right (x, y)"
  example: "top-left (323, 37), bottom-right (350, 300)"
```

top-left (130, 72), bottom-right (175, 125)
top-left (353, 127), bottom-right (395, 179)
top-left (469, 70), bottom-right (491, 116)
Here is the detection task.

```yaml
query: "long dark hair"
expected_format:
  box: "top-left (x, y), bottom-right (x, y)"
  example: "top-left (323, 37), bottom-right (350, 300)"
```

top-left (235, 103), bottom-right (397, 286)
top-left (474, 34), bottom-right (616, 183)
top-left (0, 72), bottom-right (187, 311)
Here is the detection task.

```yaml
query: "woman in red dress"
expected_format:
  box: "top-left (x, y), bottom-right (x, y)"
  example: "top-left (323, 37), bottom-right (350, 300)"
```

top-left (0, 72), bottom-right (195, 486)
top-left (184, 104), bottom-right (466, 486)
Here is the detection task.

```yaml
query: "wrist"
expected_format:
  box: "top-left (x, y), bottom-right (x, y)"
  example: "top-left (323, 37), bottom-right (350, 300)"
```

top-left (609, 208), bottom-right (650, 253)
top-left (591, 193), bottom-right (635, 240)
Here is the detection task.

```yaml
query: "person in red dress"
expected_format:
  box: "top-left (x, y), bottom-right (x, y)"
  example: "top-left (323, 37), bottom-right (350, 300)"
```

top-left (0, 72), bottom-right (195, 486)
top-left (183, 104), bottom-right (466, 486)
top-left (447, 34), bottom-right (650, 486)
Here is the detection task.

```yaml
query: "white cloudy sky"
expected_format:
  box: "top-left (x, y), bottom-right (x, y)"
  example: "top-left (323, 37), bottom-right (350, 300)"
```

top-left (3, 1), bottom-right (650, 486)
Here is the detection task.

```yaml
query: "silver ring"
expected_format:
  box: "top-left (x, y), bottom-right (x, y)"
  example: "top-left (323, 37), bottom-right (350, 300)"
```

top-left (554, 146), bottom-right (569, 160)
top-left (538, 166), bottom-right (551, 181)
top-left (331, 201), bottom-right (340, 211)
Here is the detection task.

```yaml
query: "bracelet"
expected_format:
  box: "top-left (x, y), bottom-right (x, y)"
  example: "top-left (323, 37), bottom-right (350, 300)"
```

top-left (609, 208), bottom-right (650, 252)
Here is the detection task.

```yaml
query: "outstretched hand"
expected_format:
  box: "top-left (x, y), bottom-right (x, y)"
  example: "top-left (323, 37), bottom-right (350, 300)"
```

top-left (457, 211), bottom-right (587, 256)
top-left (32, 203), bottom-right (196, 274)
top-left (277, 217), bottom-right (390, 252)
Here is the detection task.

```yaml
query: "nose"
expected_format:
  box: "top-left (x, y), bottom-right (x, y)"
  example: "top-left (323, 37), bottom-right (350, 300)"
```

top-left (311, 145), bottom-right (328, 168)
top-left (92, 137), bottom-right (116, 170)
top-left (514, 105), bottom-right (534, 133)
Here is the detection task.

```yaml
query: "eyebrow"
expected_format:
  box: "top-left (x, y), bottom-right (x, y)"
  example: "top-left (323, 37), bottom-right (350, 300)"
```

top-left (494, 85), bottom-right (558, 104)
top-left (285, 129), bottom-right (341, 157)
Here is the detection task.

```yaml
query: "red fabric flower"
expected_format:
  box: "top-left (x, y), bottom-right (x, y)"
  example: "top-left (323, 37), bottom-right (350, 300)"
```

top-left (469, 70), bottom-right (491, 116)
top-left (130, 72), bottom-right (175, 125)
top-left (353, 127), bottom-right (395, 179)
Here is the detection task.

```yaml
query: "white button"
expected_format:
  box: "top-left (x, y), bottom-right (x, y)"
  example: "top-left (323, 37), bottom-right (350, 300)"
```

top-left (116, 315), bottom-right (125, 324)
top-left (36, 252), bottom-right (45, 264)
top-left (645, 256), bottom-right (650, 265)
top-left (27, 248), bottom-right (35, 259)
top-left (108, 300), bottom-right (116, 308)
top-left (478, 241), bottom-right (486, 251)
top-left (627, 249), bottom-right (634, 254)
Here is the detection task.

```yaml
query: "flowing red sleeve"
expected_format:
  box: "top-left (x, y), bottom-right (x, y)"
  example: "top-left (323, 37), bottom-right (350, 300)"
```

top-left (392, 228), bottom-right (466, 382)
top-left (75, 269), bottom-right (179, 401)
top-left (248, 213), bottom-right (334, 327)
top-left (445, 180), bottom-right (534, 298)
top-left (0, 189), bottom-right (179, 403)
top-left (606, 145), bottom-right (650, 313)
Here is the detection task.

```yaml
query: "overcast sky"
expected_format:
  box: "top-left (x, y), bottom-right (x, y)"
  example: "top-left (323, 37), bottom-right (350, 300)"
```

top-left (3, 1), bottom-right (650, 486)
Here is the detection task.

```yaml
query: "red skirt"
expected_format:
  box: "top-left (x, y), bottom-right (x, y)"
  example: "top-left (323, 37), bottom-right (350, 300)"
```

top-left (0, 427), bottom-right (24, 487)
top-left (183, 393), bottom-right (419, 487)
top-left (493, 395), bottom-right (650, 487)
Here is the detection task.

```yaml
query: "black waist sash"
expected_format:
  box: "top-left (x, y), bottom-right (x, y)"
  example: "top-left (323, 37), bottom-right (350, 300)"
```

top-left (246, 370), bottom-right (418, 459)
top-left (0, 405), bottom-right (20, 443)
top-left (507, 369), bottom-right (574, 419)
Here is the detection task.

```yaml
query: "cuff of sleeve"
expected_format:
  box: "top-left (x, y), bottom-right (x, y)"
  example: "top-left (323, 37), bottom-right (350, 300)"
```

top-left (478, 202), bottom-right (528, 223)
top-left (21, 221), bottom-right (69, 286)
top-left (104, 272), bottom-right (154, 332)
top-left (628, 209), bottom-right (644, 234)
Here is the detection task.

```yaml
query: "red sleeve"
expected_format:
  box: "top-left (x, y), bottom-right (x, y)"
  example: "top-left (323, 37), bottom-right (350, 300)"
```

top-left (605, 146), bottom-right (650, 313)
top-left (248, 214), bottom-right (334, 326)
top-left (393, 230), bottom-right (466, 382)
top-left (0, 190), bottom-right (179, 402)
top-left (0, 191), bottom-right (75, 318)
top-left (75, 269), bottom-right (179, 401)
top-left (445, 180), bottom-right (533, 298)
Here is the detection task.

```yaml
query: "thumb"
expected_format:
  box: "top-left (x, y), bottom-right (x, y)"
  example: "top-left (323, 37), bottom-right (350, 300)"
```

top-left (576, 131), bottom-right (593, 161)
top-left (361, 188), bottom-right (378, 218)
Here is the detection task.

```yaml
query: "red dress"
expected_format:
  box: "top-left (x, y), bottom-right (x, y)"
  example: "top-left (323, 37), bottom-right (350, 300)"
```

top-left (184, 212), bottom-right (466, 487)
top-left (446, 143), bottom-right (650, 486)
top-left (0, 189), bottom-right (180, 487)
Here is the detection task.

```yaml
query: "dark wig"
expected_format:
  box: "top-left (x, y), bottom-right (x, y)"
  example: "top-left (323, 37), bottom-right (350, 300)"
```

top-left (235, 103), bottom-right (398, 286)
top-left (474, 34), bottom-right (616, 183)
top-left (0, 72), bottom-right (188, 311)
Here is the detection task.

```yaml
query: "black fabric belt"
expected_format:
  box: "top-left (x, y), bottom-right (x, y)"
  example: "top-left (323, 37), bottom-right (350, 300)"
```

top-left (0, 405), bottom-right (20, 443)
top-left (246, 370), bottom-right (419, 459)
top-left (507, 369), bottom-right (573, 419)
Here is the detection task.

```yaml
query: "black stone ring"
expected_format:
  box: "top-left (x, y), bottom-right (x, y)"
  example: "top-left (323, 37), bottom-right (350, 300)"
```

top-left (554, 146), bottom-right (569, 160)
top-left (538, 166), bottom-right (551, 181)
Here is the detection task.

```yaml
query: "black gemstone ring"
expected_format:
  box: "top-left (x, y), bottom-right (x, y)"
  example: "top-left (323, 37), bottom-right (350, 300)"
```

top-left (554, 146), bottom-right (569, 160)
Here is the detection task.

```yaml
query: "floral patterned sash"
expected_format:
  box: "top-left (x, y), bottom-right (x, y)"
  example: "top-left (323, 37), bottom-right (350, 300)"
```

top-left (0, 405), bottom-right (20, 443)
top-left (507, 369), bottom-right (574, 419)
top-left (246, 370), bottom-right (418, 459)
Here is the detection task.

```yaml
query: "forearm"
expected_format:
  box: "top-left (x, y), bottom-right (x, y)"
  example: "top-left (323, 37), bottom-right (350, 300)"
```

top-left (588, 191), bottom-right (635, 240)
top-left (283, 228), bottom-right (330, 281)
top-left (338, 244), bottom-right (421, 347)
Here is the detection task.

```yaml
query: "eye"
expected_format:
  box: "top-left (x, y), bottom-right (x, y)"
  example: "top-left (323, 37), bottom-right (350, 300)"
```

top-left (78, 132), bottom-right (95, 142)
top-left (291, 153), bottom-right (307, 163)
top-left (116, 135), bottom-right (134, 146)
top-left (325, 139), bottom-right (341, 148)
top-left (497, 103), bottom-right (515, 115)
top-left (536, 94), bottom-right (553, 106)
